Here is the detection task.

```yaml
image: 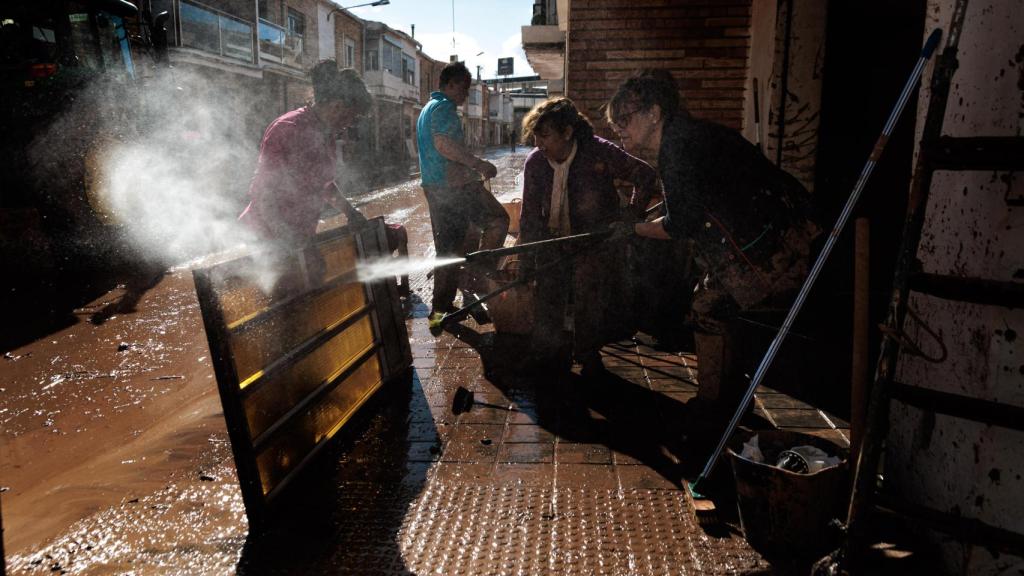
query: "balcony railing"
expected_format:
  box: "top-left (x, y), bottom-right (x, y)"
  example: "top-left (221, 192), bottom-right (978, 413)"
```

top-left (259, 19), bottom-right (303, 68)
top-left (179, 1), bottom-right (254, 64)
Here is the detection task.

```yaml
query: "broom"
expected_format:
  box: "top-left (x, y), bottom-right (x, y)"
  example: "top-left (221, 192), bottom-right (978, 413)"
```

top-left (686, 28), bottom-right (942, 525)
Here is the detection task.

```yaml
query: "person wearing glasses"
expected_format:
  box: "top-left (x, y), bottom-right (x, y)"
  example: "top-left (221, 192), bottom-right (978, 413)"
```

top-left (239, 59), bottom-right (372, 249)
top-left (519, 97), bottom-right (660, 376)
top-left (605, 69), bottom-right (820, 413)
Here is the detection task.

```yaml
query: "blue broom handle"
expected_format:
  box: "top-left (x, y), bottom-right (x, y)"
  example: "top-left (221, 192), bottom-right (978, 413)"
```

top-left (697, 28), bottom-right (943, 482)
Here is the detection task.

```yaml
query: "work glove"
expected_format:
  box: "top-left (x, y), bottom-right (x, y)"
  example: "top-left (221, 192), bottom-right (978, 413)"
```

top-left (606, 220), bottom-right (636, 242)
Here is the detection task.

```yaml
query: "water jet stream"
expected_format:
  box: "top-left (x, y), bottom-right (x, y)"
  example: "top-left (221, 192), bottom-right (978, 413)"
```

top-left (357, 256), bottom-right (466, 283)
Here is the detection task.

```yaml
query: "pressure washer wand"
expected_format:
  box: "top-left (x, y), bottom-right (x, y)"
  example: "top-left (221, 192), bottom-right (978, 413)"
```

top-left (439, 232), bottom-right (611, 329)
top-left (462, 230), bottom-right (612, 264)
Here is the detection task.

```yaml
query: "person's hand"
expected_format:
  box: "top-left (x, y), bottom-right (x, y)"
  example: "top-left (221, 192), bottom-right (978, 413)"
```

top-left (476, 159), bottom-right (498, 180)
top-left (606, 220), bottom-right (635, 241)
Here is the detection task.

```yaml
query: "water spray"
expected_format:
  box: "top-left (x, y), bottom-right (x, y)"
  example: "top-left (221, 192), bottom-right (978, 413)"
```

top-left (356, 255), bottom-right (465, 283)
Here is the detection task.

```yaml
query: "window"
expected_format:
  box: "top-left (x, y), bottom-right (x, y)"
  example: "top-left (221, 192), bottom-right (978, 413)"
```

top-left (402, 53), bottom-right (415, 85)
top-left (181, 1), bottom-right (254, 64)
top-left (284, 9), bottom-right (303, 65)
top-left (381, 39), bottom-right (400, 77)
top-left (365, 49), bottom-right (378, 71)
top-left (286, 9), bottom-right (304, 37)
top-left (344, 38), bottom-right (356, 68)
top-left (257, 0), bottom-right (275, 23)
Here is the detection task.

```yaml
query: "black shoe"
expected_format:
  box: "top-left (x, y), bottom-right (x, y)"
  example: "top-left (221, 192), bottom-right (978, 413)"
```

top-left (579, 352), bottom-right (608, 379)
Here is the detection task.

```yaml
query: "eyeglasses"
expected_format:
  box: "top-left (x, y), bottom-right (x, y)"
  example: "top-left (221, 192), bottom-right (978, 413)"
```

top-left (610, 107), bottom-right (644, 132)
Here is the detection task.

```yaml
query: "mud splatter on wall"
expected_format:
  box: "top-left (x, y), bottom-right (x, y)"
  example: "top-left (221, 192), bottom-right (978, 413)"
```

top-left (888, 1), bottom-right (1024, 573)
top-left (763, 0), bottom-right (827, 194)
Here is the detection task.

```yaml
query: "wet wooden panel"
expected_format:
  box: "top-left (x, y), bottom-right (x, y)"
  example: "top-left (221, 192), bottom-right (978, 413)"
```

top-left (243, 315), bottom-right (376, 438)
top-left (230, 282), bottom-right (368, 386)
top-left (212, 236), bottom-right (360, 328)
top-left (254, 357), bottom-right (384, 497)
top-left (192, 219), bottom-right (412, 526)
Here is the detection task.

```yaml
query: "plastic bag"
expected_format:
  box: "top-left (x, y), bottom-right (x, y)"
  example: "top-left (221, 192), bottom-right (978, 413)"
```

top-left (776, 445), bottom-right (841, 474)
top-left (739, 434), bottom-right (765, 463)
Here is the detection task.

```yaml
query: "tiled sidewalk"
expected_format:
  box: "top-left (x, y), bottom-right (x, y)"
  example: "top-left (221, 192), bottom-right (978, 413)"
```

top-left (283, 304), bottom-right (851, 575)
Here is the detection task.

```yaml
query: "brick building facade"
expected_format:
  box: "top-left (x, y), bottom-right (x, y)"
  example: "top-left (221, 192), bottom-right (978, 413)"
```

top-left (565, 0), bottom-right (752, 137)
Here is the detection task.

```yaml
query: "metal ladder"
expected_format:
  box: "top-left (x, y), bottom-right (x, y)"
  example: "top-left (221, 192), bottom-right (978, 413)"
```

top-left (844, 0), bottom-right (1024, 567)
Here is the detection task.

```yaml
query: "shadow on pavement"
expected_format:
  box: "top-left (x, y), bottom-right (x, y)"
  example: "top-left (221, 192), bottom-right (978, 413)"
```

top-left (443, 323), bottom-right (770, 506)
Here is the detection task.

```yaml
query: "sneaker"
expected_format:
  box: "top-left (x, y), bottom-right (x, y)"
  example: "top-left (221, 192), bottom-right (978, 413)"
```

top-left (428, 311), bottom-right (447, 334)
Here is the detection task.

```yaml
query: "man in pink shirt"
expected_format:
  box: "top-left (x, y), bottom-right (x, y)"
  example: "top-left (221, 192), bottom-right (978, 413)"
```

top-left (239, 60), bottom-right (372, 248)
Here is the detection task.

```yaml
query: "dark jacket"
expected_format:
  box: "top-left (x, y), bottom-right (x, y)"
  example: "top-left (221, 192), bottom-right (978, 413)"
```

top-left (520, 135), bottom-right (659, 242)
top-left (658, 114), bottom-right (818, 308)
top-left (520, 135), bottom-right (659, 354)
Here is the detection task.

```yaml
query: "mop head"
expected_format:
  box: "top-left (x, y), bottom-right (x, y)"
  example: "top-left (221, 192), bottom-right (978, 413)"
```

top-left (686, 478), bottom-right (718, 525)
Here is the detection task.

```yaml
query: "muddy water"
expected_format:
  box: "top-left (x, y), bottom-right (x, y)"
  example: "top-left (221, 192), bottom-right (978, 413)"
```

top-left (0, 271), bottom-right (231, 553)
top-left (0, 149), bottom-right (528, 570)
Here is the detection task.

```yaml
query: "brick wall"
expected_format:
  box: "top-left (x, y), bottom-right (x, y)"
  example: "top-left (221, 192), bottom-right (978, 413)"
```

top-left (566, 0), bottom-right (751, 136)
top-left (418, 55), bottom-right (445, 103)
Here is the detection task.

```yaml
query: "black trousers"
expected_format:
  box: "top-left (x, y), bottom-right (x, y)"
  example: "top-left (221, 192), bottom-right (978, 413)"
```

top-left (423, 180), bottom-right (509, 312)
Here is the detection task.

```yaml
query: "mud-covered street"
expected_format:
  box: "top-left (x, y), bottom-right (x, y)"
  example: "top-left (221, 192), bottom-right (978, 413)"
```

top-left (0, 149), bottom-right (528, 573)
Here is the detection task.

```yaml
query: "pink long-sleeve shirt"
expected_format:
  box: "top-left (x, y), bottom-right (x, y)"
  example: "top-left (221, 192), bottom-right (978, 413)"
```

top-left (239, 106), bottom-right (336, 246)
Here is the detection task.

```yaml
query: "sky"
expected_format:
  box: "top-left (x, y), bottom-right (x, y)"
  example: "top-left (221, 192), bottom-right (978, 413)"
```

top-left (345, 0), bottom-right (538, 80)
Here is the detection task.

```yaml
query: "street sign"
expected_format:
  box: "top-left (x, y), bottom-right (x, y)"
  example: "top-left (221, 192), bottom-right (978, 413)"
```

top-left (497, 57), bottom-right (513, 76)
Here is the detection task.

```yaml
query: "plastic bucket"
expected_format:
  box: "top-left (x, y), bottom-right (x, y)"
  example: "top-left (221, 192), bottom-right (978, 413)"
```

top-left (727, 429), bottom-right (848, 567)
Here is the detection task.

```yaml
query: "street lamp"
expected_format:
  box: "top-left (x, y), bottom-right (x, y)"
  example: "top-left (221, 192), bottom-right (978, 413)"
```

top-left (327, 0), bottom-right (389, 20)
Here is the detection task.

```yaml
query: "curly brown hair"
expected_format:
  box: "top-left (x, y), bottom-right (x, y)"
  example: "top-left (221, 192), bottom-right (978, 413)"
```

top-left (520, 97), bottom-right (594, 145)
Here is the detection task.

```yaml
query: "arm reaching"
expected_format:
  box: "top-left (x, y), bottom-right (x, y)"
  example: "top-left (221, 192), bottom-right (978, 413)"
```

top-left (600, 138), bottom-right (662, 218)
top-left (434, 134), bottom-right (498, 179)
top-left (327, 181), bottom-right (368, 229)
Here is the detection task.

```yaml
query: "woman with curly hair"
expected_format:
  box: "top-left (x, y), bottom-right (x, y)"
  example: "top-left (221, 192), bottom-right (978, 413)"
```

top-left (519, 97), bottom-right (660, 375)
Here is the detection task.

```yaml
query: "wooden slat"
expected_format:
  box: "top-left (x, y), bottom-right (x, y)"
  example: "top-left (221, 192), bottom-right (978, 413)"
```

top-left (889, 382), bottom-right (1024, 431)
top-left (925, 136), bottom-right (1024, 172)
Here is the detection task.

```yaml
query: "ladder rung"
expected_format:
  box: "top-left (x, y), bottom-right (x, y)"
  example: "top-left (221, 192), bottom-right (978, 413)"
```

top-left (889, 382), bottom-right (1024, 431)
top-left (874, 496), bottom-right (1024, 555)
top-left (925, 136), bottom-right (1024, 171)
top-left (909, 272), bottom-right (1024, 308)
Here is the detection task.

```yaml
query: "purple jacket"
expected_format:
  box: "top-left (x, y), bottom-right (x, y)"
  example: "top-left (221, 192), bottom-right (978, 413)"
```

top-left (520, 135), bottom-right (659, 243)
